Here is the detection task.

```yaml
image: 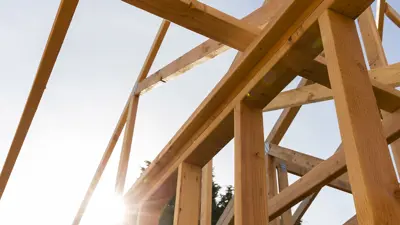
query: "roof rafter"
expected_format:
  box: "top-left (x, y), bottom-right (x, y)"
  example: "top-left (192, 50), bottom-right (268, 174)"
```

top-left (264, 62), bottom-right (400, 112)
top-left (122, 0), bottom-right (260, 51)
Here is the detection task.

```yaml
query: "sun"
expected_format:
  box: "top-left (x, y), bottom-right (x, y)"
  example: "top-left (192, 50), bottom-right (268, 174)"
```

top-left (84, 194), bottom-right (126, 225)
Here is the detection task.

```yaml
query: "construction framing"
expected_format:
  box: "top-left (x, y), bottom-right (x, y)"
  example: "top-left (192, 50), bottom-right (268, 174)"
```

top-left (2, 0), bottom-right (400, 224)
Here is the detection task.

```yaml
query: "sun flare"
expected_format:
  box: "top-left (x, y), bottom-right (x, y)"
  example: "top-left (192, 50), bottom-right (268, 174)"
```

top-left (85, 194), bottom-right (126, 225)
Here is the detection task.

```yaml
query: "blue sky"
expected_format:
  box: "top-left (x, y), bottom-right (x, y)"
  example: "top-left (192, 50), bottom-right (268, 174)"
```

top-left (0, 0), bottom-right (399, 224)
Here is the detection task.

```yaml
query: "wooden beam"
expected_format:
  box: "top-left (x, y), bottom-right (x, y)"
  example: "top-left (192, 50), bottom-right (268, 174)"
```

top-left (291, 192), bottom-right (319, 225)
top-left (319, 9), bottom-right (400, 224)
top-left (216, 108), bottom-right (400, 224)
top-left (134, 1), bottom-right (288, 95)
top-left (268, 144), bottom-right (351, 193)
top-left (115, 96), bottom-right (139, 195)
top-left (296, 56), bottom-right (400, 113)
top-left (277, 163), bottom-right (293, 225)
top-left (116, 20), bottom-right (171, 195)
top-left (343, 216), bottom-right (358, 225)
top-left (73, 20), bottom-right (170, 225)
top-left (72, 101), bottom-right (129, 225)
top-left (264, 62), bottom-right (400, 112)
top-left (122, 0), bottom-right (260, 51)
top-left (359, 4), bottom-right (400, 185)
top-left (266, 78), bottom-right (312, 143)
top-left (265, 78), bottom-right (311, 225)
top-left (234, 101), bottom-right (268, 225)
top-left (125, 0), bottom-right (309, 204)
top-left (200, 161), bottom-right (213, 225)
top-left (386, 3), bottom-right (400, 28)
top-left (268, 106), bottom-right (400, 221)
top-left (376, 0), bottom-right (386, 39)
top-left (0, 0), bottom-right (79, 200)
top-left (124, 0), bottom-right (378, 209)
top-left (358, 7), bottom-right (387, 68)
top-left (173, 162), bottom-right (202, 225)
top-left (266, 155), bottom-right (278, 225)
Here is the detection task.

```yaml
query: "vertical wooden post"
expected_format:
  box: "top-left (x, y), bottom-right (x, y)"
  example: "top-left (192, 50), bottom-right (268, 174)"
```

top-left (115, 96), bottom-right (139, 194)
top-left (266, 155), bottom-right (278, 225)
top-left (234, 101), bottom-right (268, 225)
top-left (277, 163), bottom-right (292, 225)
top-left (201, 161), bottom-right (213, 225)
top-left (358, 7), bottom-right (400, 175)
top-left (173, 162), bottom-right (202, 225)
top-left (319, 9), bottom-right (400, 224)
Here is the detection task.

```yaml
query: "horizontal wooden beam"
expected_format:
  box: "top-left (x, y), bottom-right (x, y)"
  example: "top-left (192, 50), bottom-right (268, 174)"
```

top-left (122, 0), bottom-right (259, 51)
top-left (296, 58), bottom-right (400, 113)
top-left (321, 8), bottom-right (400, 223)
top-left (264, 62), bottom-right (400, 112)
top-left (125, 0), bottom-right (314, 204)
top-left (124, 0), bottom-right (377, 210)
top-left (216, 108), bottom-right (400, 224)
top-left (268, 145), bottom-right (351, 193)
top-left (386, 3), bottom-right (400, 28)
top-left (0, 0), bottom-right (79, 200)
top-left (135, 1), bottom-right (289, 95)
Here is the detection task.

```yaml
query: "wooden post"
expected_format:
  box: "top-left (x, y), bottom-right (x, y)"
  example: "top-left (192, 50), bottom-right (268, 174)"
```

top-left (173, 162), bottom-right (202, 225)
top-left (234, 101), bottom-right (268, 225)
top-left (277, 163), bottom-right (292, 225)
top-left (319, 9), bottom-right (400, 224)
top-left (266, 155), bottom-right (278, 225)
top-left (200, 161), bottom-right (213, 225)
top-left (115, 96), bottom-right (139, 194)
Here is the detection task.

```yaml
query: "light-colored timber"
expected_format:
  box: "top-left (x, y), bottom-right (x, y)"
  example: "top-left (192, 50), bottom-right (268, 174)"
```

top-left (4, 0), bottom-right (400, 224)
top-left (319, 9), bottom-right (400, 224)
top-left (0, 0), bottom-right (79, 200)
top-left (386, 3), bottom-right (400, 28)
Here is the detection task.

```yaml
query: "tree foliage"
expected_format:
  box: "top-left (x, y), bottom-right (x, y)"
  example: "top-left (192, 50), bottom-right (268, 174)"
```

top-left (139, 161), bottom-right (233, 225)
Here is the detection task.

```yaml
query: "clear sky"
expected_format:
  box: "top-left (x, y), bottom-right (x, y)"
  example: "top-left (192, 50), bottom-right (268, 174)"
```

top-left (0, 0), bottom-right (399, 225)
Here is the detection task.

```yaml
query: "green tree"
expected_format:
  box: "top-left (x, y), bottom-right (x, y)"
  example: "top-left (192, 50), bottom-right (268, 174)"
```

top-left (139, 161), bottom-right (233, 225)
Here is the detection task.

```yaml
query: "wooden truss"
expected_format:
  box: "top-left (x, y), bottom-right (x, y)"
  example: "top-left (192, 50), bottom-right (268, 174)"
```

top-left (2, 0), bottom-right (400, 224)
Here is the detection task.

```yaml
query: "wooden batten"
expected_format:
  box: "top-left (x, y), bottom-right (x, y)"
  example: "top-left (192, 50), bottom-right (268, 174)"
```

top-left (0, 0), bottom-right (80, 201)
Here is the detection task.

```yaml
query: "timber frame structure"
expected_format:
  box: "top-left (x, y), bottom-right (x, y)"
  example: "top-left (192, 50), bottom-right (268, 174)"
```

top-left (2, 0), bottom-right (400, 224)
